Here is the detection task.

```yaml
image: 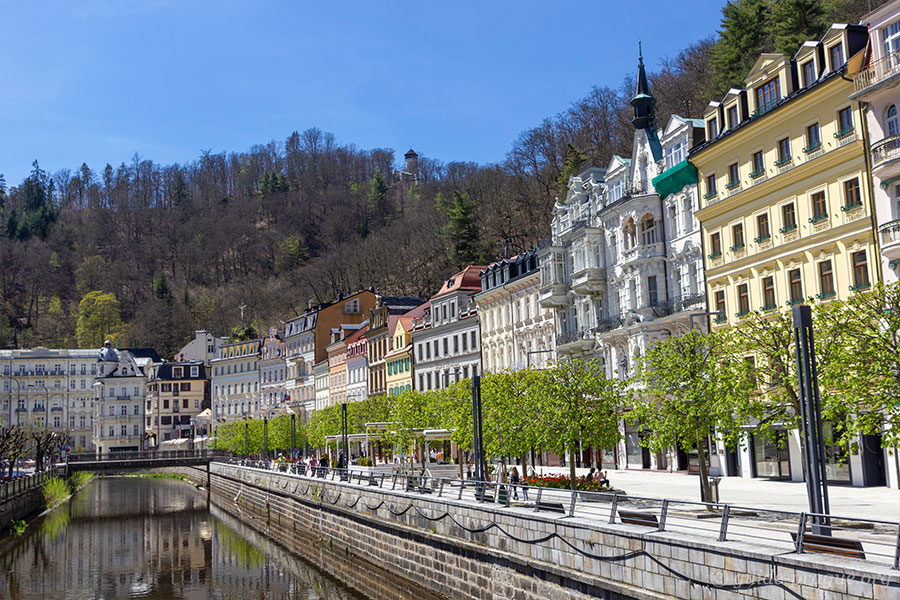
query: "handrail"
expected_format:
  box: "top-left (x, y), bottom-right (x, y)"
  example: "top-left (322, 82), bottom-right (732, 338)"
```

top-left (220, 460), bottom-right (900, 570)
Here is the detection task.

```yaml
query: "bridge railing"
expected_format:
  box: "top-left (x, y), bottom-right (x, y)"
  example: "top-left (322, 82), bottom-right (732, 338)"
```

top-left (67, 449), bottom-right (228, 463)
top-left (221, 460), bottom-right (900, 571)
top-left (0, 466), bottom-right (65, 501)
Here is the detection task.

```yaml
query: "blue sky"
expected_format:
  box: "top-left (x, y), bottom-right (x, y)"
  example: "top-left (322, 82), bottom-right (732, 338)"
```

top-left (1, 1), bottom-right (726, 186)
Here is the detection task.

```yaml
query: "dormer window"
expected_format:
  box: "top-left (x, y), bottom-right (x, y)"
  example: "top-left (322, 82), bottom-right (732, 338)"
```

top-left (708, 117), bottom-right (718, 139)
top-left (801, 60), bottom-right (816, 87)
top-left (829, 43), bottom-right (844, 70)
top-left (727, 105), bottom-right (739, 129)
top-left (610, 178), bottom-right (624, 201)
top-left (755, 76), bottom-right (780, 114)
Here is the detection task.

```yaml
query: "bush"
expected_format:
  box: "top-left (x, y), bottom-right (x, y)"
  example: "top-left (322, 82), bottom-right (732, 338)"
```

top-left (357, 457), bottom-right (373, 467)
top-left (42, 476), bottom-right (72, 509)
top-left (522, 474), bottom-right (620, 493)
top-left (68, 471), bottom-right (94, 491)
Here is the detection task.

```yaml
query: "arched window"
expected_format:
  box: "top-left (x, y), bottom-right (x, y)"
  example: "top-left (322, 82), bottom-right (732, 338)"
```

top-left (887, 105), bottom-right (899, 137)
top-left (640, 215), bottom-right (658, 245)
top-left (623, 218), bottom-right (637, 249)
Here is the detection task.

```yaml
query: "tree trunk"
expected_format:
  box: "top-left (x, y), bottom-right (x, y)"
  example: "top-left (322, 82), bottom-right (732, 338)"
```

top-left (569, 446), bottom-right (577, 491)
top-left (695, 429), bottom-right (713, 510)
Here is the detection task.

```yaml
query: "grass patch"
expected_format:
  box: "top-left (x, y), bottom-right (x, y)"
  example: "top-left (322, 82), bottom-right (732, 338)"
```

top-left (42, 477), bottom-right (72, 509)
top-left (126, 472), bottom-right (191, 481)
top-left (10, 520), bottom-right (26, 536)
top-left (68, 471), bottom-right (94, 491)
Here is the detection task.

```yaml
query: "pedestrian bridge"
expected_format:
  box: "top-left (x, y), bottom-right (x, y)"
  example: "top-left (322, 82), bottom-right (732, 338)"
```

top-left (65, 449), bottom-right (221, 473)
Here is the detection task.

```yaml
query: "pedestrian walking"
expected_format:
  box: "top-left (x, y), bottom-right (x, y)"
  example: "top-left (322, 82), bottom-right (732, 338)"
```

top-left (510, 466), bottom-right (522, 500)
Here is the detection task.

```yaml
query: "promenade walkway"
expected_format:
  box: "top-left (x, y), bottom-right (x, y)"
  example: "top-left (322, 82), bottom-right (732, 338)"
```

top-left (531, 466), bottom-right (900, 521)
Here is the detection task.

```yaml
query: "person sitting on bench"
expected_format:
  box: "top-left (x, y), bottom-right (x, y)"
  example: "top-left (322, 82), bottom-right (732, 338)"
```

top-left (597, 470), bottom-right (610, 487)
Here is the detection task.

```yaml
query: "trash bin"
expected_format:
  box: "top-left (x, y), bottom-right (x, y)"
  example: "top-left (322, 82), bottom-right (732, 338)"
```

top-left (708, 477), bottom-right (721, 503)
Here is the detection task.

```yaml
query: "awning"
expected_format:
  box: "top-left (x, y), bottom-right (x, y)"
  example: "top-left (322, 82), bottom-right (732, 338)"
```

top-left (161, 438), bottom-right (190, 446)
top-left (651, 159), bottom-right (697, 199)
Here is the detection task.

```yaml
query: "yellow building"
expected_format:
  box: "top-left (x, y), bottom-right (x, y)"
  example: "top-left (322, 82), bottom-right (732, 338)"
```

top-left (692, 24), bottom-right (877, 331)
top-left (385, 316), bottom-right (415, 396)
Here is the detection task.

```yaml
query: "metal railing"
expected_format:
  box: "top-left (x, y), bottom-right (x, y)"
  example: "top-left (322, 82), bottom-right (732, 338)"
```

top-left (872, 135), bottom-right (900, 170)
top-left (879, 219), bottom-right (900, 248)
top-left (0, 466), bottom-right (65, 501)
top-left (66, 449), bottom-right (224, 463)
top-left (223, 460), bottom-right (900, 571)
top-left (854, 50), bottom-right (900, 91)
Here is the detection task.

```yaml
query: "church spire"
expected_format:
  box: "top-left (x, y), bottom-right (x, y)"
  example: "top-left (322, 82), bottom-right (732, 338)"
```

top-left (631, 42), bottom-right (656, 130)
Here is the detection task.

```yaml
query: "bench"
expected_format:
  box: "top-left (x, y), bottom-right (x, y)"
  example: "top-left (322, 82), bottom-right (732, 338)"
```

top-left (618, 509), bottom-right (659, 528)
top-left (535, 501), bottom-right (567, 514)
top-left (792, 532), bottom-right (865, 559)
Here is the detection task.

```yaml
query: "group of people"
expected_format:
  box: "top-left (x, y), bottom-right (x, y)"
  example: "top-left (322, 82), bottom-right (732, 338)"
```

top-left (588, 467), bottom-right (610, 487)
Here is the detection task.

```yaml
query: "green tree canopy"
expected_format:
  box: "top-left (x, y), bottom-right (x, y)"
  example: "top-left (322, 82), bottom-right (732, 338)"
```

top-left (75, 291), bottom-right (125, 348)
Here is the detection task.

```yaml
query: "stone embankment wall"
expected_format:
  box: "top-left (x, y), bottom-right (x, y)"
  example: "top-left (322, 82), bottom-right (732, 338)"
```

top-left (208, 463), bottom-right (900, 600)
top-left (0, 487), bottom-right (43, 533)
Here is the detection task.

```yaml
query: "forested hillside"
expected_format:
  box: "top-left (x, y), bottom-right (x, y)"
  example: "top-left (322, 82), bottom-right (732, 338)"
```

top-left (0, 0), bottom-right (884, 357)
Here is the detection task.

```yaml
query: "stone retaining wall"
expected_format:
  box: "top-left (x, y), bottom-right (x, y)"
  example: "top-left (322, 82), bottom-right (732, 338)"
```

top-left (0, 487), bottom-right (43, 533)
top-left (208, 463), bottom-right (900, 600)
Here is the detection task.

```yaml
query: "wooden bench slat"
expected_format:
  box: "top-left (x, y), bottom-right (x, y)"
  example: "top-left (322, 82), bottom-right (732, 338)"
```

top-left (536, 501), bottom-right (567, 514)
top-left (618, 509), bottom-right (659, 527)
top-left (792, 532), bottom-right (866, 560)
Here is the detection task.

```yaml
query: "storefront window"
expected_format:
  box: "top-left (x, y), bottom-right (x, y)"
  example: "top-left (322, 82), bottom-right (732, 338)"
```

top-left (822, 422), bottom-right (851, 482)
top-left (752, 432), bottom-right (790, 479)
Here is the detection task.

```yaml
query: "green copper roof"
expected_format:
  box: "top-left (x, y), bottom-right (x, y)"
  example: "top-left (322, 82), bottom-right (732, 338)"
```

top-left (651, 159), bottom-right (697, 198)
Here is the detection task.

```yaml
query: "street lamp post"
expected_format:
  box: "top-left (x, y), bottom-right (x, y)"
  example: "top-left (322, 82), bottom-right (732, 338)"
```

top-left (471, 375), bottom-right (485, 495)
top-left (290, 413), bottom-right (296, 460)
top-left (263, 416), bottom-right (268, 459)
top-left (341, 402), bottom-right (348, 467)
top-left (244, 421), bottom-right (249, 457)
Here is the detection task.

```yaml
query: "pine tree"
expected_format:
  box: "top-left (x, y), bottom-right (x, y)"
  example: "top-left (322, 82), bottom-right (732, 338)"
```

top-left (367, 170), bottom-right (391, 230)
top-left (556, 144), bottom-right (589, 199)
top-left (710, 0), bottom-right (774, 97)
top-left (771, 0), bottom-right (827, 55)
top-left (440, 191), bottom-right (486, 269)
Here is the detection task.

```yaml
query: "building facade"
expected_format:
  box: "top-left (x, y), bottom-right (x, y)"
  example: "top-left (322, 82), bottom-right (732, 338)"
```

top-left (476, 250), bottom-right (556, 372)
top-left (851, 1), bottom-right (900, 284)
top-left (173, 330), bottom-right (226, 365)
top-left (345, 324), bottom-right (369, 404)
top-left (385, 317), bottom-right (414, 396)
top-left (145, 361), bottom-right (207, 447)
top-left (284, 309), bottom-right (317, 418)
top-left (365, 296), bottom-right (424, 398)
top-left (0, 348), bottom-right (98, 452)
top-left (411, 266), bottom-right (485, 391)
top-left (93, 343), bottom-right (150, 453)
top-left (210, 338), bottom-right (261, 424)
top-left (258, 328), bottom-right (286, 416)
top-left (692, 24), bottom-right (883, 486)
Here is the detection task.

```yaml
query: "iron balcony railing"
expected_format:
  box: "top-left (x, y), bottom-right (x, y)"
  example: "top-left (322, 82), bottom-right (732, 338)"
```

top-left (853, 50), bottom-right (900, 91)
top-left (555, 328), bottom-right (592, 346)
top-left (872, 134), bottom-right (900, 170)
top-left (879, 218), bottom-right (900, 247)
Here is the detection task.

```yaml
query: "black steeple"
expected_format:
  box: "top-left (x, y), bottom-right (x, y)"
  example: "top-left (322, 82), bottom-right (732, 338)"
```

top-left (631, 42), bottom-right (656, 130)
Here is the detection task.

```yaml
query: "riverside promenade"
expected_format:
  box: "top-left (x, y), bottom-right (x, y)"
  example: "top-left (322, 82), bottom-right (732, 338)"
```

top-left (532, 467), bottom-right (900, 521)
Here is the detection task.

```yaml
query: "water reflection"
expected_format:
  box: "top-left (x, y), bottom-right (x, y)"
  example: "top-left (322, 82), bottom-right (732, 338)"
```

top-left (0, 477), bottom-right (438, 600)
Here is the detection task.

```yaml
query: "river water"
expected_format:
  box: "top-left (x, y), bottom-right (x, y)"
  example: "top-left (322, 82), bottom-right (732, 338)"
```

top-left (0, 477), bottom-right (441, 599)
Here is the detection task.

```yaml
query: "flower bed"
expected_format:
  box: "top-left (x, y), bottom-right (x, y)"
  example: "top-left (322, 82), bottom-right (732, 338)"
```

top-left (522, 474), bottom-right (623, 494)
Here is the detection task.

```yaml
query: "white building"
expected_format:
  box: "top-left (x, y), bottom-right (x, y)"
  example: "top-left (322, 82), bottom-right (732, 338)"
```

top-left (411, 265), bottom-right (485, 391)
top-left (284, 309), bottom-right (317, 418)
top-left (538, 54), bottom-right (706, 471)
top-left (93, 342), bottom-right (150, 453)
top-left (476, 249), bottom-right (556, 372)
top-left (210, 338), bottom-right (261, 423)
top-left (258, 327), bottom-right (286, 416)
top-left (851, 0), bottom-right (900, 284)
top-left (0, 348), bottom-right (99, 452)
top-left (345, 324), bottom-right (369, 404)
top-left (173, 330), bottom-right (226, 365)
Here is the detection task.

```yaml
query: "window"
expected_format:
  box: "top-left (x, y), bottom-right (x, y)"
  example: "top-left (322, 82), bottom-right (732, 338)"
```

top-left (609, 178), bottom-right (625, 201)
top-left (843, 178), bottom-right (861, 209)
top-left (788, 269), bottom-right (803, 303)
top-left (453, 336), bottom-right (459, 353)
top-left (751, 151), bottom-right (764, 176)
top-left (755, 76), bottom-right (780, 112)
top-left (731, 223), bottom-right (744, 250)
top-left (727, 105), bottom-right (739, 129)
top-left (710, 232), bottom-right (722, 257)
top-left (471, 331), bottom-right (477, 349)
top-left (462, 333), bottom-right (468, 352)
top-left (777, 137), bottom-right (791, 163)
top-left (837, 107), bottom-right (853, 135)
top-left (887, 105), bottom-right (899, 137)
top-left (818, 261), bottom-right (835, 298)
top-left (806, 123), bottom-right (821, 151)
top-left (811, 191), bottom-right (827, 220)
top-left (705, 173), bottom-right (717, 196)
top-left (737, 284), bottom-right (750, 316)
top-left (801, 60), bottom-right (816, 87)
top-left (647, 276), bottom-right (658, 306)
top-left (640, 216), bottom-right (657, 245)
top-left (830, 43), bottom-right (844, 69)
top-left (727, 163), bottom-right (739, 187)
top-left (190, 366), bottom-right (198, 377)
top-left (443, 338), bottom-right (448, 355)
top-left (163, 399), bottom-right (169, 410)
top-left (881, 19), bottom-right (900, 57)
top-left (708, 117), bottom-right (718, 139)
top-left (180, 382), bottom-right (190, 391)
top-left (714, 290), bottom-right (726, 319)
top-left (664, 139), bottom-right (686, 169)
top-left (762, 277), bottom-right (776, 309)
top-left (781, 203), bottom-right (797, 232)
top-left (756, 213), bottom-right (770, 241)
top-left (173, 367), bottom-right (183, 379)
top-left (852, 251), bottom-right (870, 289)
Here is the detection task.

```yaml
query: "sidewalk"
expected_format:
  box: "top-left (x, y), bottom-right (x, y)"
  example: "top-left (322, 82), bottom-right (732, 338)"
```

top-left (529, 466), bottom-right (900, 521)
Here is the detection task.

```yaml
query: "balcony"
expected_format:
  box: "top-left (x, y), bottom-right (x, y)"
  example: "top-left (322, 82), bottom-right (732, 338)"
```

top-left (871, 135), bottom-right (900, 179)
top-left (595, 315), bottom-right (624, 334)
top-left (852, 51), bottom-right (900, 97)
top-left (834, 128), bottom-right (857, 148)
top-left (879, 219), bottom-right (900, 255)
top-left (815, 290), bottom-right (836, 301)
top-left (570, 267), bottom-right (606, 295)
top-left (555, 328), bottom-right (597, 355)
top-left (538, 283), bottom-right (568, 309)
top-left (622, 243), bottom-right (665, 263)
